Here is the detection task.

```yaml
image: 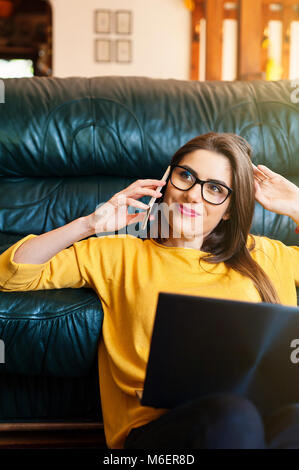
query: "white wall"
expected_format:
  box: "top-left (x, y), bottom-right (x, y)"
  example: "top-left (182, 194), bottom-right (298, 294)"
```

top-left (49, 0), bottom-right (191, 80)
top-left (222, 19), bottom-right (238, 81)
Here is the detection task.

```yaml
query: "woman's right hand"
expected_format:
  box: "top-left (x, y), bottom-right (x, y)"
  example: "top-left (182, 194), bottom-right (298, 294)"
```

top-left (84, 178), bottom-right (166, 234)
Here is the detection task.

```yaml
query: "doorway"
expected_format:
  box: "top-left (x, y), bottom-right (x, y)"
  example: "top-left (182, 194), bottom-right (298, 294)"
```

top-left (0, 0), bottom-right (52, 78)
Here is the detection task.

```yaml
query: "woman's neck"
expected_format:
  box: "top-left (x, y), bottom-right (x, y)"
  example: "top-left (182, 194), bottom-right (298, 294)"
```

top-left (156, 237), bottom-right (206, 251)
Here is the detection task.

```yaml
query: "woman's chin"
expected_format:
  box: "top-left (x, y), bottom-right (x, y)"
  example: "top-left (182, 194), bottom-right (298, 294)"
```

top-left (158, 207), bottom-right (204, 239)
top-left (169, 218), bottom-right (204, 240)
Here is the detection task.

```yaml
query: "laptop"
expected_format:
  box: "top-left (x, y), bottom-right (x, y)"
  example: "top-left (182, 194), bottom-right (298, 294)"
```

top-left (138, 292), bottom-right (299, 417)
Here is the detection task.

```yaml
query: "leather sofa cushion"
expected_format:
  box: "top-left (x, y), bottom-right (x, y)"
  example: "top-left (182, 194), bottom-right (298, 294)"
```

top-left (0, 367), bottom-right (101, 421)
top-left (0, 287), bottom-right (103, 377)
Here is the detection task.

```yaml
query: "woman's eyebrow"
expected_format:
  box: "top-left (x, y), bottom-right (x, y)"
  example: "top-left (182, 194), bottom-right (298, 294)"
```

top-left (181, 164), bottom-right (229, 187)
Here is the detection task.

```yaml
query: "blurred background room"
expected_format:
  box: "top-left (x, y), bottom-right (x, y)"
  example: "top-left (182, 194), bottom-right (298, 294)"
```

top-left (0, 0), bottom-right (298, 81)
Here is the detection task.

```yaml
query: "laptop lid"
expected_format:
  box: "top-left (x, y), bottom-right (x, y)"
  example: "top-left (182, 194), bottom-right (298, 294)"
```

top-left (140, 292), bottom-right (299, 417)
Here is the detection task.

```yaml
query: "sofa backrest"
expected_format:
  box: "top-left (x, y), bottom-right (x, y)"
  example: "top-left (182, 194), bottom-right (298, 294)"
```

top-left (0, 76), bottom-right (298, 248)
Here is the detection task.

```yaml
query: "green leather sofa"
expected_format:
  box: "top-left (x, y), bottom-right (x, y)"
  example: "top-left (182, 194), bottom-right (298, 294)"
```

top-left (0, 76), bottom-right (298, 446)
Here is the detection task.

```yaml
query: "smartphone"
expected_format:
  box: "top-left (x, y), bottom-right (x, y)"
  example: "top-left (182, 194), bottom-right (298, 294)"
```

top-left (141, 165), bottom-right (171, 230)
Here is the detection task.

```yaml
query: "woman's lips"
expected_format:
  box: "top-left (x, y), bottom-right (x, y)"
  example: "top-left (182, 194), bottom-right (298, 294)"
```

top-left (179, 204), bottom-right (202, 217)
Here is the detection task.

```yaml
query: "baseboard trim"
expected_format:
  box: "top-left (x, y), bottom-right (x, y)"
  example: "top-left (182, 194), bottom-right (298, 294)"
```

top-left (0, 422), bottom-right (104, 432)
top-left (0, 422), bottom-right (107, 449)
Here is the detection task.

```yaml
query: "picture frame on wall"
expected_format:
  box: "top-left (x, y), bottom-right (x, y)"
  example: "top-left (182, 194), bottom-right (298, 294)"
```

top-left (95, 39), bottom-right (112, 62)
top-left (115, 10), bottom-right (132, 35)
top-left (94, 9), bottom-right (111, 34)
top-left (116, 39), bottom-right (132, 63)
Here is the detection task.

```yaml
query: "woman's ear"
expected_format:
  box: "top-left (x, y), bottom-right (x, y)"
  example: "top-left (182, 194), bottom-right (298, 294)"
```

top-left (222, 213), bottom-right (230, 221)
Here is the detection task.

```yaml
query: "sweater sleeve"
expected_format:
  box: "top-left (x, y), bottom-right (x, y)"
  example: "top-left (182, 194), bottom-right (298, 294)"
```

top-left (255, 235), bottom-right (299, 288)
top-left (0, 233), bottom-right (105, 292)
top-left (286, 244), bottom-right (299, 287)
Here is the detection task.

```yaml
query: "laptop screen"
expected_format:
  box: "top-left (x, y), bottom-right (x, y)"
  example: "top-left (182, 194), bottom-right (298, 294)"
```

top-left (141, 292), bottom-right (299, 417)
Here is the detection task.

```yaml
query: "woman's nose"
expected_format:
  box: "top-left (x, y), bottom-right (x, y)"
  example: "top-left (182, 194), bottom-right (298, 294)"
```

top-left (185, 183), bottom-right (204, 203)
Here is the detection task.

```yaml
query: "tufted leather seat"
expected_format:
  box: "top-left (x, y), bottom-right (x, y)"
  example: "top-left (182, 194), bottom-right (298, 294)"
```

top-left (0, 76), bottom-right (298, 432)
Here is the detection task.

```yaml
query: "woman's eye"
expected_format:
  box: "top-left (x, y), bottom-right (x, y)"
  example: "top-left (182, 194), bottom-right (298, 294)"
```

top-left (207, 183), bottom-right (222, 193)
top-left (181, 171), bottom-right (193, 180)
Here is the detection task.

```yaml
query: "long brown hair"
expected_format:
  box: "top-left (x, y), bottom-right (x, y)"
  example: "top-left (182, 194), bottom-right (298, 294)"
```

top-left (150, 132), bottom-right (280, 304)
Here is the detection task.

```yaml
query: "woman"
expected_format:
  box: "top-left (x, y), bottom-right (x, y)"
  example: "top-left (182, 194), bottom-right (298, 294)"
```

top-left (0, 132), bottom-right (299, 449)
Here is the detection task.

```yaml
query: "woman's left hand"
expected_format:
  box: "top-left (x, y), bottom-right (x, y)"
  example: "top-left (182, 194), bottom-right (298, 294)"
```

top-left (253, 164), bottom-right (299, 218)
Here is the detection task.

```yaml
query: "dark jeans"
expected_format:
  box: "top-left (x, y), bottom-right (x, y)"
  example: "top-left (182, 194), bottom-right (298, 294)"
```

top-left (124, 394), bottom-right (299, 449)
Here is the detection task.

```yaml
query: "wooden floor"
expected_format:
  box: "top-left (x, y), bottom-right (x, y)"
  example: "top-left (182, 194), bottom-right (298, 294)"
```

top-left (0, 422), bottom-right (107, 449)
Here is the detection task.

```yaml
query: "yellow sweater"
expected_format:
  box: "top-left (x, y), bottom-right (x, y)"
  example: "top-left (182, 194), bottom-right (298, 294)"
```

top-left (0, 232), bottom-right (299, 448)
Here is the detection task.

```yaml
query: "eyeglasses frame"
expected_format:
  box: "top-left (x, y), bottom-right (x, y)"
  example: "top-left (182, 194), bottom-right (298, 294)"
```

top-left (169, 164), bottom-right (233, 206)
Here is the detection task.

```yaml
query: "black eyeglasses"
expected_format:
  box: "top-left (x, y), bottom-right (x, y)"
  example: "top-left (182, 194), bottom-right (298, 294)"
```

top-left (169, 164), bottom-right (233, 205)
